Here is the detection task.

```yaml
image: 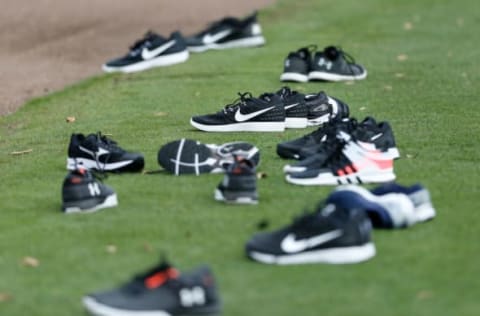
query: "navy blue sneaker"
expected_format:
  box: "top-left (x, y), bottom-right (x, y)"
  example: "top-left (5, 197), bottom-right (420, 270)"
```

top-left (328, 185), bottom-right (416, 228)
top-left (309, 46), bottom-right (367, 81)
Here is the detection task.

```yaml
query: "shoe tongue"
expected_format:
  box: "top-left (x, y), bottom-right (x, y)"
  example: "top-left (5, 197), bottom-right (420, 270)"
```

top-left (324, 46), bottom-right (341, 60)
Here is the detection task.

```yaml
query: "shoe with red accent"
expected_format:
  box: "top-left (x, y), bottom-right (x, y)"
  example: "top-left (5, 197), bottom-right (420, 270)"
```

top-left (62, 168), bottom-right (117, 214)
top-left (83, 260), bottom-right (221, 316)
top-left (286, 127), bottom-right (398, 186)
top-left (214, 156), bottom-right (258, 204)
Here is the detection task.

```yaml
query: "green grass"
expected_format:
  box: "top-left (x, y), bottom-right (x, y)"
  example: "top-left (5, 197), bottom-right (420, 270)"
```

top-left (1, 0), bottom-right (479, 314)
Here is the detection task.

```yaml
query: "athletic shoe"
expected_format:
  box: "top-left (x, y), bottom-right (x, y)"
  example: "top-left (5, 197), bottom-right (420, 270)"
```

top-left (309, 46), bottom-right (367, 81)
top-left (370, 183), bottom-right (436, 223)
top-left (62, 168), bottom-right (117, 214)
top-left (280, 46), bottom-right (315, 83)
top-left (277, 116), bottom-right (357, 161)
top-left (276, 86), bottom-right (309, 128)
top-left (67, 132), bottom-right (145, 172)
top-left (83, 260), bottom-right (221, 316)
top-left (185, 12), bottom-right (265, 52)
top-left (245, 200), bottom-right (375, 265)
top-left (102, 31), bottom-right (189, 73)
top-left (190, 92), bottom-right (285, 132)
top-left (329, 185), bottom-right (416, 228)
top-left (215, 156), bottom-right (258, 204)
top-left (158, 138), bottom-right (260, 175)
top-left (286, 125), bottom-right (399, 185)
top-left (304, 91), bottom-right (350, 126)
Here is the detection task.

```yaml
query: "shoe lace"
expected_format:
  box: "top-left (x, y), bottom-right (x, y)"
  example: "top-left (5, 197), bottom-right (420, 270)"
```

top-left (93, 132), bottom-right (124, 172)
top-left (223, 92), bottom-right (254, 113)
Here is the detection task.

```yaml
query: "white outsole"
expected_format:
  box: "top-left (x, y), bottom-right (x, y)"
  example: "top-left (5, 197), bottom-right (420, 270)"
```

top-left (102, 50), bottom-right (189, 73)
top-left (248, 242), bottom-right (376, 265)
top-left (63, 194), bottom-right (118, 214)
top-left (188, 36), bottom-right (265, 53)
top-left (190, 119), bottom-right (285, 132)
top-left (308, 70), bottom-right (367, 82)
top-left (82, 296), bottom-right (171, 316)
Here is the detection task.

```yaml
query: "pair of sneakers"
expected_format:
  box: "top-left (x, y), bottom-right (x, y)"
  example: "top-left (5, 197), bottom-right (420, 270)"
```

top-left (157, 138), bottom-right (259, 204)
top-left (103, 12), bottom-right (265, 73)
top-left (62, 132), bottom-right (144, 213)
top-left (280, 45), bottom-right (367, 82)
top-left (245, 183), bottom-right (436, 265)
top-left (190, 87), bottom-right (349, 132)
top-left (278, 116), bottom-right (400, 185)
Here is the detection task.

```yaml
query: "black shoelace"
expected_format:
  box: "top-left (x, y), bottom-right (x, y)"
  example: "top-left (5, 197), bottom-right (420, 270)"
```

top-left (223, 92), bottom-right (254, 113)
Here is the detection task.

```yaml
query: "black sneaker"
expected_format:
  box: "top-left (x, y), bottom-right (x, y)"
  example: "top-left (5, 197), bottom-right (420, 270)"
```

top-left (215, 156), bottom-right (258, 204)
top-left (245, 200), bottom-right (375, 265)
top-left (102, 31), bottom-right (189, 73)
top-left (185, 12), bottom-right (265, 53)
top-left (276, 116), bottom-right (356, 161)
top-left (190, 92), bottom-right (285, 132)
top-left (304, 91), bottom-right (350, 126)
top-left (83, 260), bottom-right (222, 316)
top-left (67, 132), bottom-right (145, 172)
top-left (62, 168), bottom-right (117, 214)
top-left (286, 123), bottom-right (399, 186)
top-left (280, 46), bottom-right (315, 83)
top-left (158, 138), bottom-right (260, 175)
top-left (309, 46), bottom-right (367, 81)
top-left (276, 86), bottom-right (309, 128)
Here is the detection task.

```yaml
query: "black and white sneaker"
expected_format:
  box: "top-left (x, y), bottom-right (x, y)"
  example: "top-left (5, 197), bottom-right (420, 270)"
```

top-left (276, 114), bottom-right (355, 162)
top-left (215, 156), bottom-right (258, 204)
top-left (309, 46), bottom-right (367, 81)
top-left (158, 138), bottom-right (260, 175)
top-left (67, 132), bottom-right (145, 172)
top-left (190, 92), bottom-right (285, 132)
top-left (276, 87), bottom-right (309, 128)
top-left (280, 46), bottom-right (315, 83)
top-left (83, 260), bottom-right (222, 316)
top-left (102, 31), bottom-right (189, 73)
top-left (304, 91), bottom-right (350, 126)
top-left (286, 123), bottom-right (399, 186)
top-left (185, 12), bottom-right (265, 52)
top-left (246, 200), bottom-right (375, 265)
top-left (62, 168), bottom-right (117, 214)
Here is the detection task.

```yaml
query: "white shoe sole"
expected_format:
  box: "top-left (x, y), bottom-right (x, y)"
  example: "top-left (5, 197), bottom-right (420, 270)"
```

top-left (308, 70), bottom-right (367, 82)
top-left (190, 119), bottom-right (285, 132)
top-left (286, 169), bottom-right (396, 186)
top-left (67, 157), bottom-right (133, 171)
top-left (83, 296), bottom-right (171, 316)
top-left (188, 36), bottom-right (265, 53)
top-left (102, 50), bottom-right (189, 73)
top-left (280, 72), bottom-right (309, 83)
top-left (248, 242), bottom-right (376, 265)
top-left (63, 194), bottom-right (118, 214)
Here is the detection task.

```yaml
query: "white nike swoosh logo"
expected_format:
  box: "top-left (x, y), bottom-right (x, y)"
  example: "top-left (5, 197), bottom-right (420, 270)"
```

top-left (79, 146), bottom-right (110, 158)
top-left (234, 106), bottom-right (275, 122)
top-left (141, 40), bottom-right (176, 60)
top-left (370, 133), bottom-right (383, 141)
top-left (203, 29), bottom-right (232, 44)
top-left (280, 229), bottom-right (343, 253)
top-left (284, 103), bottom-right (299, 110)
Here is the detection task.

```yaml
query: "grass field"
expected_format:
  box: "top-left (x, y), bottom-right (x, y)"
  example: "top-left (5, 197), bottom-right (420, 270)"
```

top-left (1, 0), bottom-right (479, 315)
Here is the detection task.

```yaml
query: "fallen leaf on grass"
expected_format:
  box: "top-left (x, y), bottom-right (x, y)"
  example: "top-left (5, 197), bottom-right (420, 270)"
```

top-left (406, 153), bottom-right (418, 159)
top-left (395, 73), bottom-right (405, 78)
top-left (0, 292), bottom-right (13, 302)
top-left (384, 85), bottom-right (393, 91)
top-left (10, 149), bottom-right (33, 155)
top-left (359, 106), bottom-right (367, 111)
top-left (416, 290), bottom-right (433, 300)
top-left (106, 245), bottom-right (117, 254)
top-left (403, 22), bottom-right (413, 30)
top-left (21, 256), bottom-right (39, 267)
top-left (143, 243), bottom-right (153, 253)
top-left (256, 172), bottom-right (267, 179)
top-left (66, 116), bottom-right (76, 123)
top-left (456, 17), bottom-right (464, 27)
top-left (344, 81), bottom-right (355, 85)
top-left (397, 54), bottom-right (408, 61)
top-left (153, 112), bottom-right (168, 117)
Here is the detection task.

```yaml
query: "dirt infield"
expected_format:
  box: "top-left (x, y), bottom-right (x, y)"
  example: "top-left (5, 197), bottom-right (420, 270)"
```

top-left (0, 0), bottom-right (275, 116)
